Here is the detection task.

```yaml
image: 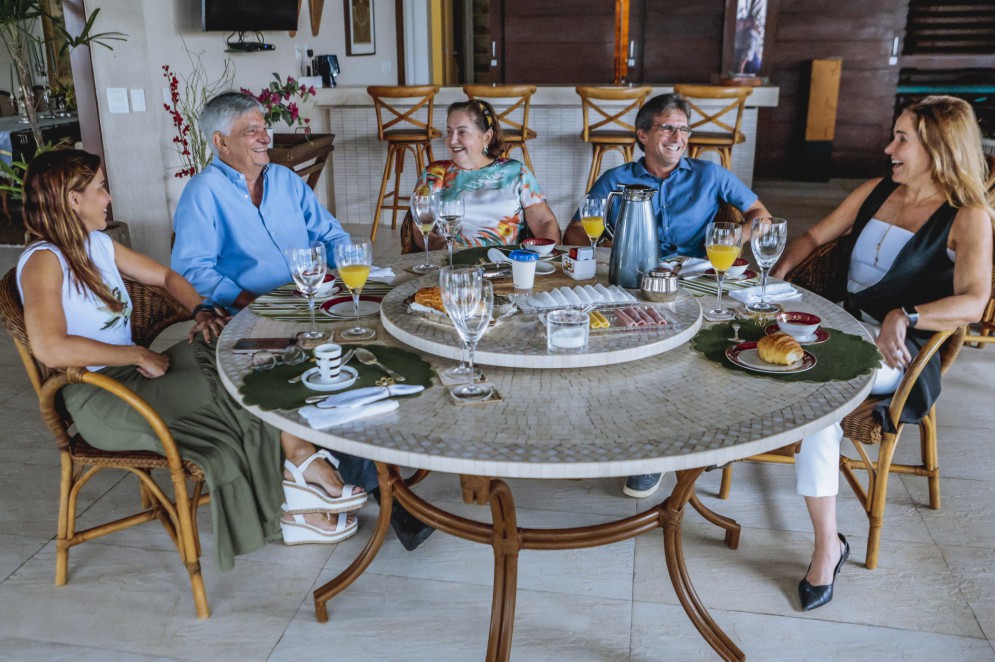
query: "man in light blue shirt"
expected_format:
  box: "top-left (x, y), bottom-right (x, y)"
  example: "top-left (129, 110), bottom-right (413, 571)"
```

top-left (563, 93), bottom-right (770, 258)
top-left (172, 92), bottom-right (349, 312)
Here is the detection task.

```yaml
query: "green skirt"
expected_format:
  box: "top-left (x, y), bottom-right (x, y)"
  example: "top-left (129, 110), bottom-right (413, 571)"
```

top-left (62, 340), bottom-right (283, 572)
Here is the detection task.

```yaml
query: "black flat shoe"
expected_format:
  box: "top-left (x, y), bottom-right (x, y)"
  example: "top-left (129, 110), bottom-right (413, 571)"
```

top-left (798, 533), bottom-right (850, 611)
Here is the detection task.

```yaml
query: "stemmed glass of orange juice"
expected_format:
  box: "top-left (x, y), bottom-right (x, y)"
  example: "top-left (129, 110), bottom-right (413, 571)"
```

top-left (334, 237), bottom-right (376, 340)
top-left (705, 221), bottom-right (743, 321)
top-left (580, 196), bottom-right (606, 250)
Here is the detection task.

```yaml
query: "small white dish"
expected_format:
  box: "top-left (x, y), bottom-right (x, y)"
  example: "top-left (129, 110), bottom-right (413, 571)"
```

top-left (300, 365), bottom-right (359, 392)
top-left (535, 261), bottom-right (556, 276)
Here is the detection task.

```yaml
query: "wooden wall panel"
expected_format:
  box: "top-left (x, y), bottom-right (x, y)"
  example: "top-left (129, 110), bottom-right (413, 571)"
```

top-left (636, 0), bottom-right (725, 84)
top-left (502, 0), bottom-right (616, 84)
top-left (756, 0), bottom-right (910, 178)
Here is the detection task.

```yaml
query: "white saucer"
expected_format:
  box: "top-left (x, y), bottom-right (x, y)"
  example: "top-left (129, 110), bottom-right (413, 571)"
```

top-left (300, 365), bottom-right (359, 392)
top-left (535, 261), bottom-right (556, 276)
top-left (787, 331), bottom-right (818, 343)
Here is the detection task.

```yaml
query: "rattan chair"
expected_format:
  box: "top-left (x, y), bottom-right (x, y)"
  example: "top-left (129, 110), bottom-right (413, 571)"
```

top-left (367, 85), bottom-right (441, 242)
top-left (673, 85), bottom-right (752, 170)
top-left (575, 86), bottom-right (652, 192)
top-left (716, 237), bottom-right (965, 569)
top-left (0, 269), bottom-right (212, 617)
top-left (463, 84), bottom-right (538, 172)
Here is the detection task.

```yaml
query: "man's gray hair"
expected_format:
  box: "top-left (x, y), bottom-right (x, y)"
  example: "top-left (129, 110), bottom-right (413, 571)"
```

top-left (634, 94), bottom-right (692, 152)
top-left (199, 92), bottom-right (265, 154)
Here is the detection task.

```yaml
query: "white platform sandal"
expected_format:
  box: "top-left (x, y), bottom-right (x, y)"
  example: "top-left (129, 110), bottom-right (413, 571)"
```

top-left (283, 449), bottom-right (368, 514)
top-left (280, 510), bottom-right (358, 545)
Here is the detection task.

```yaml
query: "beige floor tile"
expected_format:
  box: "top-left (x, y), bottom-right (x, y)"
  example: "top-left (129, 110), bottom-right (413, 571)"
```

top-left (906, 475), bottom-right (995, 549)
top-left (630, 601), bottom-right (995, 661)
top-left (0, 541), bottom-right (320, 662)
top-left (940, 544), bottom-right (995, 643)
top-left (0, 533), bottom-right (48, 583)
top-left (273, 572), bottom-right (632, 662)
top-left (891, 423), bottom-right (995, 482)
top-left (324, 500), bottom-right (636, 602)
top-left (0, 636), bottom-right (184, 661)
top-left (631, 522), bottom-right (983, 638)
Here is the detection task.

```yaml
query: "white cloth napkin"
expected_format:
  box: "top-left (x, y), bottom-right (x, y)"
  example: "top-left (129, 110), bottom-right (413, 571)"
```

top-left (314, 384), bottom-right (425, 408)
top-left (298, 399), bottom-right (399, 429)
top-left (369, 266), bottom-right (395, 283)
top-left (662, 258), bottom-right (712, 277)
top-left (729, 282), bottom-right (801, 304)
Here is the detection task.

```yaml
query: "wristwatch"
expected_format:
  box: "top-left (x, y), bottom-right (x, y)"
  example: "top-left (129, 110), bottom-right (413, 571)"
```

top-left (193, 303), bottom-right (218, 316)
top-left (902, 304), bottom-right (919, 328)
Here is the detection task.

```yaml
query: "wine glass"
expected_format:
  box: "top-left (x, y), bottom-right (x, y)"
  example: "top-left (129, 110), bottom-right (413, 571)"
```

top-left (411, 192), bottom-right (439, 274)
top-left (438, 266), bottom-right (484, 382)
top-left (746, 217), bottom-right (788, 314)
top-left (287, 244), bottom-right (329, 341)
top-left (704, 221), bottom-right (743, 321)
top-left (333, 237), bottom-right (376, 340)
top-left (580, 196), bottom-right (606, 250)
top-left (440, 270), bottom-right (493, 401)
top-left (437, 197), bottom-right (465, 267)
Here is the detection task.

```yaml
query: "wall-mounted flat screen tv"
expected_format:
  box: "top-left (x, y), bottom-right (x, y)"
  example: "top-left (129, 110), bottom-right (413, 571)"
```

top-left (203, 0), bottom-right (299, 32)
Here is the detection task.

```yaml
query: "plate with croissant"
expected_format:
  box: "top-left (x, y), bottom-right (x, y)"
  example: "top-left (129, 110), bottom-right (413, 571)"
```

top-left (725, 333), bottom-right (817, 374)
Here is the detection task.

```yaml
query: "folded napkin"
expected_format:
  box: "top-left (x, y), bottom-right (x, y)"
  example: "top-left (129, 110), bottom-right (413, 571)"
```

top-left (369, 266), bottom-right (396, 283)
top-left (662, 257), bottom-right (712, 277)
top-left (729, 282), bottom-right (801, 304)
top-left (298, 399), bottom-right (400, 429)
top-left (314, 384), bottom-right (425, 409)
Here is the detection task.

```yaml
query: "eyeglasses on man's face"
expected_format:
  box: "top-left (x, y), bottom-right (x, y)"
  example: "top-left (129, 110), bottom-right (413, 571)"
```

top-left (651, 124), bottom-right (692, 137)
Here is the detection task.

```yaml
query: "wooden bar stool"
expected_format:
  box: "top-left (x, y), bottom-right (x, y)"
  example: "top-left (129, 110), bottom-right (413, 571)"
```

top-left (367, 85), bottom-right (441, 242)
top-left (575, 86), bottom-right (652, 192)
top-left (673, 85), bottom-right (752, 170)
top-left (462, 84), bottom-right (538, 172)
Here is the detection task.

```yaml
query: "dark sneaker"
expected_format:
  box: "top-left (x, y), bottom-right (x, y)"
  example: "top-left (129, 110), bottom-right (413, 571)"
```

top-left (623, 473), bottom-right (663, 498)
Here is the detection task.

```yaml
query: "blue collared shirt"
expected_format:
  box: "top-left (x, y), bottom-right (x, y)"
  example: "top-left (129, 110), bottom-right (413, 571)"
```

top-left (171, 157), bottom-right (349, 310)
top-left (580, 157), bottom-right (758, 258)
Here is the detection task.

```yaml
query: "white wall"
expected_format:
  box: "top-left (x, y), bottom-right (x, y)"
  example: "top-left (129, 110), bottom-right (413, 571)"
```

top-left (85, 0), bottom-right (399, 264)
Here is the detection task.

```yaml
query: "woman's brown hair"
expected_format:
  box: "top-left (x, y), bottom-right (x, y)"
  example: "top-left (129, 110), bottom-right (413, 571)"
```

top-left (22, 149), bottom-right (123, 312)
top-left (447, 99), bottom-right (506, 157)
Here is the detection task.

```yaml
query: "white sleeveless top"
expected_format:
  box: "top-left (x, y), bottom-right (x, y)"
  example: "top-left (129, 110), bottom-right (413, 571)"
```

top-left (16, 232), bottom-right (134, 371)
top-left (848, 217), bottom-right (957, 294)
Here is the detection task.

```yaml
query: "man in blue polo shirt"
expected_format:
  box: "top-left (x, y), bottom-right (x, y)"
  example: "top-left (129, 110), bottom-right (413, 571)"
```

top-left (563, 93), bottom-right (770, 259)
top-left (565, 93), bottom-right (771, 500)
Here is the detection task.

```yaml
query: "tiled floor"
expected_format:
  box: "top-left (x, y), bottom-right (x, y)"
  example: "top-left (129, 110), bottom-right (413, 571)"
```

top-left (0, 180), bottom-right (993, 660)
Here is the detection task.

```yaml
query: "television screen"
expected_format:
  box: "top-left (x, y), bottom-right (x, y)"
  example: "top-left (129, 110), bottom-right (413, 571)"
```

top-left (203, 0), bottom-right (299, 32)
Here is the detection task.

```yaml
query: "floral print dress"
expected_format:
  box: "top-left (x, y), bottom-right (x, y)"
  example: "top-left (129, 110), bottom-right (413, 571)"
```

top-left (413, 158), bottom-right (546, 247)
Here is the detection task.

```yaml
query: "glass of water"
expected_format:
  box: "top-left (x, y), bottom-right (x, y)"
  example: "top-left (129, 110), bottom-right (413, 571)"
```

top-left (746, 217), bottom-right (788, 314)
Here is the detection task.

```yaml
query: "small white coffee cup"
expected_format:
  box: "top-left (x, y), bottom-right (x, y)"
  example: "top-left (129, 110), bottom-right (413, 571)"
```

top-left (313, 343), bottom-right (342, 382)
top-left (508, 249), bottom-right (539, 290)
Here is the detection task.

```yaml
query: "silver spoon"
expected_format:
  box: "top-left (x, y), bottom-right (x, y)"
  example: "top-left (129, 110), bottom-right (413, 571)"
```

top-left (354, 347), bottom-right (406, 382)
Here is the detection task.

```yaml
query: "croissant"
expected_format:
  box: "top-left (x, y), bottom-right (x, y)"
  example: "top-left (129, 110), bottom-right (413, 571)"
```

top-left (757, 333), bottom-right (804, 365)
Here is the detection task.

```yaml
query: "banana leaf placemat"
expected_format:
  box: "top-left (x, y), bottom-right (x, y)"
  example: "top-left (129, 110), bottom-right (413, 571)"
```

top-left (691, 320), bottom-right (881, 383)
top-left (451, 246), bottom-right (563, 266)
top-left (239, 344), bottom-right (435, 411)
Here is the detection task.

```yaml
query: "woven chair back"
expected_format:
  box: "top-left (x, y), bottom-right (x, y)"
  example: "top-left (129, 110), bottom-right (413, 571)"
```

top-left (367, 85), bottom-right (441, 141)
top-left (575, 86), bottom-right (652, 141)
top-left (673, 85), bottom-right (752, 143)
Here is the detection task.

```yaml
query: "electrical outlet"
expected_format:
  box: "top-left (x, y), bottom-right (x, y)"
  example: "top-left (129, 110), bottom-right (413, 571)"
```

top-left (106, 88), bottom-right (129, 113)
top-left (130, 89), bottom-right (146, 112)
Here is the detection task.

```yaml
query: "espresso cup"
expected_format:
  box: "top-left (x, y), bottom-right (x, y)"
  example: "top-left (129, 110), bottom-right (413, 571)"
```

top-left (313, 342), bottom-right (342, 382)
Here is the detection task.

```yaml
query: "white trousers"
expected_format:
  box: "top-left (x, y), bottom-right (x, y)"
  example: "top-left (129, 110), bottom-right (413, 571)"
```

top-left (795, 340), bottom-right (904, 497)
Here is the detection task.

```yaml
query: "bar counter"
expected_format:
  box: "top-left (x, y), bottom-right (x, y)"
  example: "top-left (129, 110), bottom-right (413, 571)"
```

top-left (310, 85), bottom-right (779, 234)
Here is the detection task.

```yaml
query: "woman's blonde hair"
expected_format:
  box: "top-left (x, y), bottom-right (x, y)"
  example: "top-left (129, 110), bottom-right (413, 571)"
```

top-left (903, 95), bottom-right (994, 217)
top-left (22, 149), bottom-right (123, 312)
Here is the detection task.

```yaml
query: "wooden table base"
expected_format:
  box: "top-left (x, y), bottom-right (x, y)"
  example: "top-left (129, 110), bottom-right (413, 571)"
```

top-left (313, 464), bottom-right (745, 661)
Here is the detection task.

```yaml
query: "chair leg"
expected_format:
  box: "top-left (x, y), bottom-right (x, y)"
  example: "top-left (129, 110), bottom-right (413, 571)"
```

top-left (720, 147), bottom-right (732, 170)
top-left (865, 433), bottom-right (900, 570)
top-left (371, 144), bottom-right (397, 242)
top-left (586, 145), bottom-right (602, 192)
top-left (389, 145), bottom-right (408, 231)
top-left (920, 408), bottom-right (941, 509)
top-left (718, 464), bottom-right (733, 499)
top-left (55, 455), bottom-right (75, 586)
top-left (520, 142), bottom-right (534, 173)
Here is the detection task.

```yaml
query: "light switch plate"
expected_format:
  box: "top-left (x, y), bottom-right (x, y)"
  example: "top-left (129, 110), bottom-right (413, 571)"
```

top-left (106, 88), bottom-right (129, 113)
top-left (130, 88), bottom-right (146, 112)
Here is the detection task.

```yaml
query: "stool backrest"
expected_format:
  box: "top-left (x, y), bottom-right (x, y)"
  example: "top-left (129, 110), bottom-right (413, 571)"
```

top-left (673, 85), bottom-right (752, 141)
top-left (462, 84), bottom-right (536, 138)
top-left (575, 86), bottom-right (652, 141)
top-left (367, 85), bottom-right (441, 140)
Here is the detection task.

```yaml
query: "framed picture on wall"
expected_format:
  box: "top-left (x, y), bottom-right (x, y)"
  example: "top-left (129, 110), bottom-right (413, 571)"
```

top-left (722, 0), bottom-right (779, 78)
top-left (344, 0), bottom-right (375, 56)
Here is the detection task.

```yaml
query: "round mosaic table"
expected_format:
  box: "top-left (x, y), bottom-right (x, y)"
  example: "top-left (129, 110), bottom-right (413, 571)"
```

top-left (217, 251), bottom-right (874, 661)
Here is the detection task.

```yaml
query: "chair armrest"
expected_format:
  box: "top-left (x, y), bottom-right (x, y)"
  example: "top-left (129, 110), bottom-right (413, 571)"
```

top-left (883, 328), bottom-right (958, 428)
